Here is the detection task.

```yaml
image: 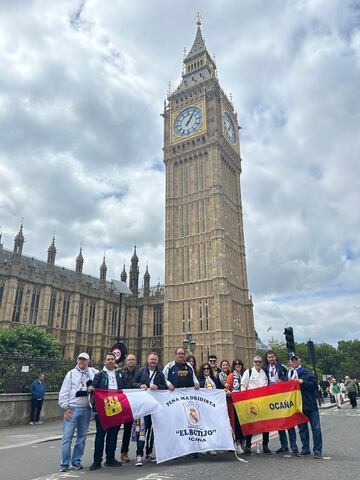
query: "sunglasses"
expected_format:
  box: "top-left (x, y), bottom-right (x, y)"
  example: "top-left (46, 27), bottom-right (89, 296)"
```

top-left (235, 363), bottom-right (243, 366)
top-left (209, 360), bottom-right (216, 362)
top-left (254, 360), bottom-right (263, 364)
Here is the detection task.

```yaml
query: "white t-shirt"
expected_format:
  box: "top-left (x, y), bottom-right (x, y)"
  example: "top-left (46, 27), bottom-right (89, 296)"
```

top-left (241, 367), bottom-right (268, 391)
top-left (104, 367), bottom-right (117, 390)
top-left (148, 367), bottom-right (156, 387)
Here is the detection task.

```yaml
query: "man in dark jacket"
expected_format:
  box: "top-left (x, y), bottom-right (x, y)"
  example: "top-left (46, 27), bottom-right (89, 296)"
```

top-left (288, 354), bottom-right (322, 459)
top-left (162, 347), bottom-right (200, 390)
top-left (29, 372), bottom-right (46, 425)
top-left (119, 353), bottom-right (137, 462)
top-left (89, 352), bottom-right (123, 470)
top-left (133, 352), bottom-right (167, 466)
top-left (264, 351), bottom-right (299, 455)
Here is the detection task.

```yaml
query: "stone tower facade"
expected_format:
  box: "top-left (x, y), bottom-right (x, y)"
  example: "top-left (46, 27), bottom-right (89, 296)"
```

top-left (163, 18), bottom-right (255, 364)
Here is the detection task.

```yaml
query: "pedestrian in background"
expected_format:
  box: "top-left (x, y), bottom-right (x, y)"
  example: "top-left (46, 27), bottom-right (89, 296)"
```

top-left (120, 353), bottom-right (138, 463)
top-left (29, 372), bottom-right (45, 425)
top-left (58, 352), bottom-right (98, 472)
top-left (345, 376), bottom-right (358, 408)
top-left (332, 379), bottom-right (342, 408)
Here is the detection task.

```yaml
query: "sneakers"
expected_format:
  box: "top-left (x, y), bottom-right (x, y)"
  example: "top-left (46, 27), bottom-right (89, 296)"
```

top-left (71, 464), bottom-right (83, 470)
top-left (292, 449), bottom-right (300, 456)
top-left (314, 452), bottom-right (322, 459)
top-left (263, 446), bottom-right (272, 454)
top-left (121, 452), bottom-right (130, 463)
top-left (135, 456), bottom-right (143, 467)
top-left (29, 421), bottom-right (34, 425)
top-left (244, 447), bottom-right (252, 455)
top-left (145, 454), bottom-right (156, 462)
top-left (235, 444), bottom-right (244, 455)
top-left (35, 421), bottom-right (44, 425)
top-left (89, 462), bottom-right (101, 470)
top-left (300, 450), bottom-right (311, 456)
top-left (276, 447), bottom-right (289, 454)
top-left (104, 460), bottom-right (122, 467)
top-left (60, 467), bottom-right (69, 472)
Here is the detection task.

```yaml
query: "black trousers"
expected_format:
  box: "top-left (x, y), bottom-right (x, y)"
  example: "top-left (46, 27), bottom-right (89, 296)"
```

top-left (121, 421), bottom-right (133, 454)
top-left (233, 406), bottom-right (245, 442)
top-left (246, 432), bottom-right (269, 449)
top-left (30, 399), bottom-right (43, 422)
top-left (136, 415), bottom-right (154, 457)
top-left (94, 415), bottom-right (120, 464)
top-left (348, 392), bottom-right (357, 408)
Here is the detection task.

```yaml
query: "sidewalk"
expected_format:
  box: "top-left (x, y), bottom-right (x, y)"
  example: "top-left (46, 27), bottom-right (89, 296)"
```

top-left (0, 418), bottom-right (96, 450)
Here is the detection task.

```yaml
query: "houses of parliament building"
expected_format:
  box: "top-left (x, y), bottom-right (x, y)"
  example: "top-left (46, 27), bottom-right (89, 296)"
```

top-left (0, 18), bottom-right (256, 365)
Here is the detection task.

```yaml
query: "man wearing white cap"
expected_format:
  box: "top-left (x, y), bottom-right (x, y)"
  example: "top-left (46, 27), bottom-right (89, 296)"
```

top-left (58, 353), bottom-right (98, 472)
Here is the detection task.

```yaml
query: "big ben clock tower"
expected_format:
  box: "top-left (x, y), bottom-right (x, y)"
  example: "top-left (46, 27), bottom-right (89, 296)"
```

top-left (163, 16), bottom-right (255, 364)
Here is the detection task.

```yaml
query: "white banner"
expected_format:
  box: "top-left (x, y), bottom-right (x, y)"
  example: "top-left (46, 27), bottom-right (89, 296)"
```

top-left (150, 388), bottom-right (234, 463)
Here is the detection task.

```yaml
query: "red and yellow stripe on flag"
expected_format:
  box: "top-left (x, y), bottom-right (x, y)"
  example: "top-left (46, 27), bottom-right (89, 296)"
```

top-left (231, 380), bottom-right (309, 435)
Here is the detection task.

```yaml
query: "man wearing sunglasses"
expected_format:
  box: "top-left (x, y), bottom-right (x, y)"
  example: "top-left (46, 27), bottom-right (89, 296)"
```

top-left (208, 354), bottom-right (221, 376)
top-left (241, 355), bottom-right (271, 455)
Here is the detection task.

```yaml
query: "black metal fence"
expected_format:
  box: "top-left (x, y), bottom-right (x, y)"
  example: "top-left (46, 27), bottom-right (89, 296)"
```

top-left (0, 355), bottom-right (103, 394)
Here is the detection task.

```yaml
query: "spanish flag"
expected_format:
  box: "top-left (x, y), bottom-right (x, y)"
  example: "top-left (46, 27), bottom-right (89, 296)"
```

top-left (94, 389), bottom-right (162, 430)
top-left (231, 380), bottom-right (308, 435)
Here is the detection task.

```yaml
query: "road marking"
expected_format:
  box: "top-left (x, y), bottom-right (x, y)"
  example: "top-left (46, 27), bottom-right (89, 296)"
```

top-left (135, 474), bottom-right (174, 480)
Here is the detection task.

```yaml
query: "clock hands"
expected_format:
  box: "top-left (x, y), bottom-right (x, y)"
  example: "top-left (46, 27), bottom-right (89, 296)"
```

top-left (186, 113), bottom-right (194, 127)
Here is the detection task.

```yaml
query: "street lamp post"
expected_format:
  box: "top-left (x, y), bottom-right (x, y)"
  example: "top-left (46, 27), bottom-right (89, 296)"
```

top-left (111, 279), bottom-right (132, 363)
top-left (183, 332), bottom-right (196, 354)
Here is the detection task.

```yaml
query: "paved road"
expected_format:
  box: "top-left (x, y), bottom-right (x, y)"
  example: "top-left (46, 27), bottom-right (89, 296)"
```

top-left (1, 404), bottom-right (359, 480)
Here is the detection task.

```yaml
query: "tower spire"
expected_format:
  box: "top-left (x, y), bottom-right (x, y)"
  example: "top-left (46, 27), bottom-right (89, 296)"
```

top-left (143, 264), bottom-right (150, 297)
top-left (13, 222), bottom-right (25, 255)
top-left (47, 236), bottom-right (57, 266)
top-left (100, 255), bottom-right (107, 282)
top-left (121, 263), bottom-right (127, 283)
top-left (75, 245), bottom-right (84, 274)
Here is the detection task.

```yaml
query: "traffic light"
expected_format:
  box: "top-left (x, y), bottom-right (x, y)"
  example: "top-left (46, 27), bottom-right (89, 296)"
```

top-left (307, 340), bottom-right (316, 365)
top-left (284, 327), bottom-right (295, 354)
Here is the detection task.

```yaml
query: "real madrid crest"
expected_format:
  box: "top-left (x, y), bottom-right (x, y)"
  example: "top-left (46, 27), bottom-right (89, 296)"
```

top-left (247, 402), bottom-right (259, 418)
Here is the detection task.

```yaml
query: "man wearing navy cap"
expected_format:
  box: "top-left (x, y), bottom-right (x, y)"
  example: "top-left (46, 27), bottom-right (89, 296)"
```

top-left (288, 353), bottom-right (323, 459)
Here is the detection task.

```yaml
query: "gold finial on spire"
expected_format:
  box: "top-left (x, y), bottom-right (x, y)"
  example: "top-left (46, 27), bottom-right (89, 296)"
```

top-left (196, 12), bottom-right (202, 27)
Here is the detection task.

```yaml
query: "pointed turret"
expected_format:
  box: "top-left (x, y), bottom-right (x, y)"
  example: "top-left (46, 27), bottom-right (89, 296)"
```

top-left (173, 13), bottom-right (217, 95)
top-left (75, 246), bottom-right (84, 274)
top-left (129, 245), bottom-right (139, 296)
top-left (100, 255), bottom-right (107, 282)
top-left (47, 236), bottom-right (57, 266)
top-left (120, 263), bottom-right (127, 283)
top-left (13, 223), bottom-right (25, 255)
top-left (143, 265), bottom-right (150, 297)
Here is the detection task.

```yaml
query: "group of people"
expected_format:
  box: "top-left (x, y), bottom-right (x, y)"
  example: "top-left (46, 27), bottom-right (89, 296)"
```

top-left (57, 348), bottom-right (326, 472)
top-left (324, 376), bottom-right (358, 409)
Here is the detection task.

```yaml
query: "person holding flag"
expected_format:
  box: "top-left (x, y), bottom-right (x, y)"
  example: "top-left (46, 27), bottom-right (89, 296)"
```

top-left (241, 355), bottom-right (271, 455)
top-left (288, 354), bottom-right (323, 459)
top-left (89, 352), bottom-right (124, 470)
top-left (132, 352), bottom-right (167, 466)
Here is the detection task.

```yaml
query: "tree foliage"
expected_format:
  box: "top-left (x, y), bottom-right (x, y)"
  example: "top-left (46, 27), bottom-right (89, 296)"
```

top-left (257, 339), bottom-right (360, 380)
top-left (0, 325), bottom-right (62, 358)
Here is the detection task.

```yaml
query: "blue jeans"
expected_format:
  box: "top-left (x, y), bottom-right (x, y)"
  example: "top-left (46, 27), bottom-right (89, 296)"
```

top-left (60, 406), bottom-right (91, 468)
top-left (278, 427), bottom-right (298, 450)
top-left (298, 409), bottom-right (322, 455)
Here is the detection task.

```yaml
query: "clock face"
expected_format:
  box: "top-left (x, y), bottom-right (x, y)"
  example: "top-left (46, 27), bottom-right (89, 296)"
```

top-left (174, 106), bottom-right (203, 137)
top-left (223, 112), bottom-right (236, 144)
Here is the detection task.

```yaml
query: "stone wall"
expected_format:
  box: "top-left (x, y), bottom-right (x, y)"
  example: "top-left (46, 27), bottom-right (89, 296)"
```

top-left (0, 392), bottom-right (62, 427)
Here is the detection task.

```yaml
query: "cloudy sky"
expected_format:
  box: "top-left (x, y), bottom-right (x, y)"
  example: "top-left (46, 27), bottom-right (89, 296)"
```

top-left (0, 0), bottom-right (359, 345)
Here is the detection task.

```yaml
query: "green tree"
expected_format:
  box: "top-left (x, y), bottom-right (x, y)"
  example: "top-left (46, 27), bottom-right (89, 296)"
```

top-left (0, 325), bottom-right (62, 358)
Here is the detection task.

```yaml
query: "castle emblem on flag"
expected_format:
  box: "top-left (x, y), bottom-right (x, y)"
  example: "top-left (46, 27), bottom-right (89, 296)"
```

top-left (247, 402), bottom-right (259, 418)
top-left (104, 395), bottom-right (123, 416)
top-left (183, 401), bottom-right (200, 425)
